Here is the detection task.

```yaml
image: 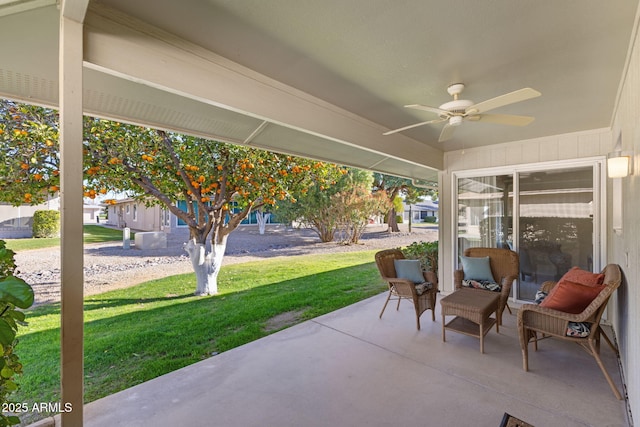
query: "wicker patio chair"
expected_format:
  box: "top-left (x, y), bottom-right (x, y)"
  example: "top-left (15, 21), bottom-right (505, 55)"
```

top-left (517, 264), bottom-right (623, 400)
top-left (454, 247), bottom-right (519, 325)
top-left (375, 249), bottom-right (438, 330)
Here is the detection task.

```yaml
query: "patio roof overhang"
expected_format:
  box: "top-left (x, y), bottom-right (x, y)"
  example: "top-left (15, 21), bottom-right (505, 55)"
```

top-left (0, 1), bottom-right (442, 183)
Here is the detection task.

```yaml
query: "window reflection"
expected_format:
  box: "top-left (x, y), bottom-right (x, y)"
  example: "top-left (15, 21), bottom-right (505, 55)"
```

top-left (457, 175), bottom-right (513, 256)
top-left (518, 168), bottom-right (593, 300)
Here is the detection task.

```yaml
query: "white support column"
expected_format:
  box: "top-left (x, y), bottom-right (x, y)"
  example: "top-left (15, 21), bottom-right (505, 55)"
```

top-left (59, 4), bottom-right (87, 425)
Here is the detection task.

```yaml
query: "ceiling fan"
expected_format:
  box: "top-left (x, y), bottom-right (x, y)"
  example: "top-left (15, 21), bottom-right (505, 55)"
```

top-left (383, 83), bottom-right (541, 142)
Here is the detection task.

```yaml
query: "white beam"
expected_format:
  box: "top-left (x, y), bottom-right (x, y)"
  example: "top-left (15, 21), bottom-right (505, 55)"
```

top-left (59, 5), bottom-right (85, 426)
top-left (60, 0), bottom-right (89, 24)
top-left (82, 4), bottom-right (443, 171)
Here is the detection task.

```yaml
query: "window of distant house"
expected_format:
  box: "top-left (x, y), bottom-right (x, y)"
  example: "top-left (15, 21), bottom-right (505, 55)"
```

top-left (162, 209), bottom-right (171, 227)
top-left (133, 204), bottom-right (138, 221)
top-left (125, 205), bottom-right (130, 214)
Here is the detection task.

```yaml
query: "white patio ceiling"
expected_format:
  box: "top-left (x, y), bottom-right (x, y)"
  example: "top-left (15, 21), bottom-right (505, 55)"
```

top-left (1, 0), bottom-right (639, 183)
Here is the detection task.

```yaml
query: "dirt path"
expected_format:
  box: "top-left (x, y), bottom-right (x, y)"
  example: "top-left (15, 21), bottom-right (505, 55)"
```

top-left (15, 224), bottom-right (438, 305)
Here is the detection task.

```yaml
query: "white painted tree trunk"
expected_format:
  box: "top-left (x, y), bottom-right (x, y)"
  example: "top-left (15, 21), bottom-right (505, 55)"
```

top-left (184, 238), bottom-right (227, 296)
top-left (256, 211), bottom-right (271, 235)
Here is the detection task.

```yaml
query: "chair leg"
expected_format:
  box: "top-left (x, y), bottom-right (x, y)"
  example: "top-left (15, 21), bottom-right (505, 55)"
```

top-left (522, 339), bottom-right (529, 371)
top-left (379, 291), bottom-right (392, 319)
top-left (588, 340), bottom-right (623, 400)
top-left (413, 302), bottom-right (422, 330)
top-left (599, 327), bottom-right (619, 355)
top-left (519, 325), bottom-right (530, 371)
top-left (430, 293), bottom-right (436, 321)
top-left (396, 297), bottom-right (401, 311)
top-left (505, 303), bottom-right (512, 315)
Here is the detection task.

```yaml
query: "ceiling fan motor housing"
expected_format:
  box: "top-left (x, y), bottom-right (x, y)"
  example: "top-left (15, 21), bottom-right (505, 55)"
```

top-left (439, 99), bottom-right (474, 116)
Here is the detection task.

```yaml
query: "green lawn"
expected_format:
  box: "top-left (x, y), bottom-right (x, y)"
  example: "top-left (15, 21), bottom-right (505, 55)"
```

top-left (14, 250), bottom-right (385, 424)
top-left (3, 225), bottom-right (131, 251)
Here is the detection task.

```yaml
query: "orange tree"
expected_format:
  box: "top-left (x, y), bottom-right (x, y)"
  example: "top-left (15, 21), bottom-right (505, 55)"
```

top-left (0, 100), bottom-right (345, 295)
top-left (0, 101), bottom-right (60, 205)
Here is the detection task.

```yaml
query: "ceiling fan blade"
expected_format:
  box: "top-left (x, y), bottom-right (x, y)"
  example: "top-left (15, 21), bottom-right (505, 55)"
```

top-left (405, 104), bottom-right (448, 115)
top-left (474, 113), bottom-right (535, 126)
top-left (438, 123), bottom-right (457, 142)
top-left (467, 88), bottom-right (541, 114)
top-left (383, 118), bottom-right (446, 135)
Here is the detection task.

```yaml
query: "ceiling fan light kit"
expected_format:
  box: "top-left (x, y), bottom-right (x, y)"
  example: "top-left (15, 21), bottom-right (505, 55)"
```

top-left (448, 116), bottom-right (463, 126)
top-left (384, 83), bottom-right (541, 142)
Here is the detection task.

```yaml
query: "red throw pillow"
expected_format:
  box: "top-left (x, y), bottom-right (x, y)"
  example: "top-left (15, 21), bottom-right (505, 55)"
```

top-left (559, 266), bottom-right (605, 287)
top-left (540, 279), bottom-right (604, 314)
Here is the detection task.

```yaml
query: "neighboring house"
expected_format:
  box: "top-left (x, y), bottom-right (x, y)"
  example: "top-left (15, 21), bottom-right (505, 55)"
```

top-left (0, 197), bottom-right (61, 239)
top-left (403, 200), bottom-right (438, 223)
top-left (104, 198), bottom-right (278, 232)
top-left (104, 198), bottom-right (171, 232)
top-left (83, 204), bottom-right (104, 223)
top-left (0, 199), bottom-right (105, 238)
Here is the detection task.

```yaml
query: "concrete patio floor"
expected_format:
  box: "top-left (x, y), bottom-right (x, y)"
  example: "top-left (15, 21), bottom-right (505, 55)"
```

top-left (51, 293), bottom-right (629, 426)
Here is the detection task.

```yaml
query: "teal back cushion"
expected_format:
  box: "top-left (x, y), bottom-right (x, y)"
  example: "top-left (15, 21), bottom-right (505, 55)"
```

top-left (460, 255), bottom-right (495, 282)
top-left (393, 259), bottom-right (424, 284)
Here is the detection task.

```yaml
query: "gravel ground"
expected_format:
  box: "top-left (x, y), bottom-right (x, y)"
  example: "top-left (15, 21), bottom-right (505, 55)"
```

top-left (15, 224), bottom-right (437, 306)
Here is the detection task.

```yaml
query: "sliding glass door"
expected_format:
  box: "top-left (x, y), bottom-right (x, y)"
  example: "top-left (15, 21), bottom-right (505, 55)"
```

top-left (517, 167), bottom-right (594, 300)
top-left (455, 163), bottom-right (600, 302)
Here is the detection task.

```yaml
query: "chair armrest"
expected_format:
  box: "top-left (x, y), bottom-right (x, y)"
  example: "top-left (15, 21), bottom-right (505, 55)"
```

top-left (423, 270), bottom-right (438, 291)
top-left (499, 274), bottom-right (518, 301)
top-left (518, 303), bottom-right (587, 337)
top-left (384, 277), bottom-right (419, 297)
top-left (519, 303), bottom-right (584, 320)
top-left (453, 269), bottom-right (464, 289)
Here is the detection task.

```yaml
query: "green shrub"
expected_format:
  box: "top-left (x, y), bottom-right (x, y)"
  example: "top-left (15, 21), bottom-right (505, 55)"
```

top-left (395, 214), bottom-right (403, 224)
top-left (32, 210), bottom-right (60, 238)
top-left (401, 240), bottom-right (438, 277)
top-left (0, 240), bottom-right (34, 426)
top-left (424, 216), bottom-right (437, 223)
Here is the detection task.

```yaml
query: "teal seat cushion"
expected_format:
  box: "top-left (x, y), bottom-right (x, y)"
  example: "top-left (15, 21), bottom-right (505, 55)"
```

top-left (393, 259), bottom-right (424, 284)
top-left (460, 255), bottom-right (495, 282)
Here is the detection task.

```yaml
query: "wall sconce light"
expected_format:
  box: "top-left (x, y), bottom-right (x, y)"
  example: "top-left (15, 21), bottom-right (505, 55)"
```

top-left (607, 134), bottom-right (633, 178)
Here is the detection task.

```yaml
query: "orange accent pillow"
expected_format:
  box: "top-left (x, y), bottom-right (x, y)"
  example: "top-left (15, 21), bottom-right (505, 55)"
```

top-left (540, 279), bottom-right (604, 314)
top-left (559, 267), bottom-right (604, 287)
